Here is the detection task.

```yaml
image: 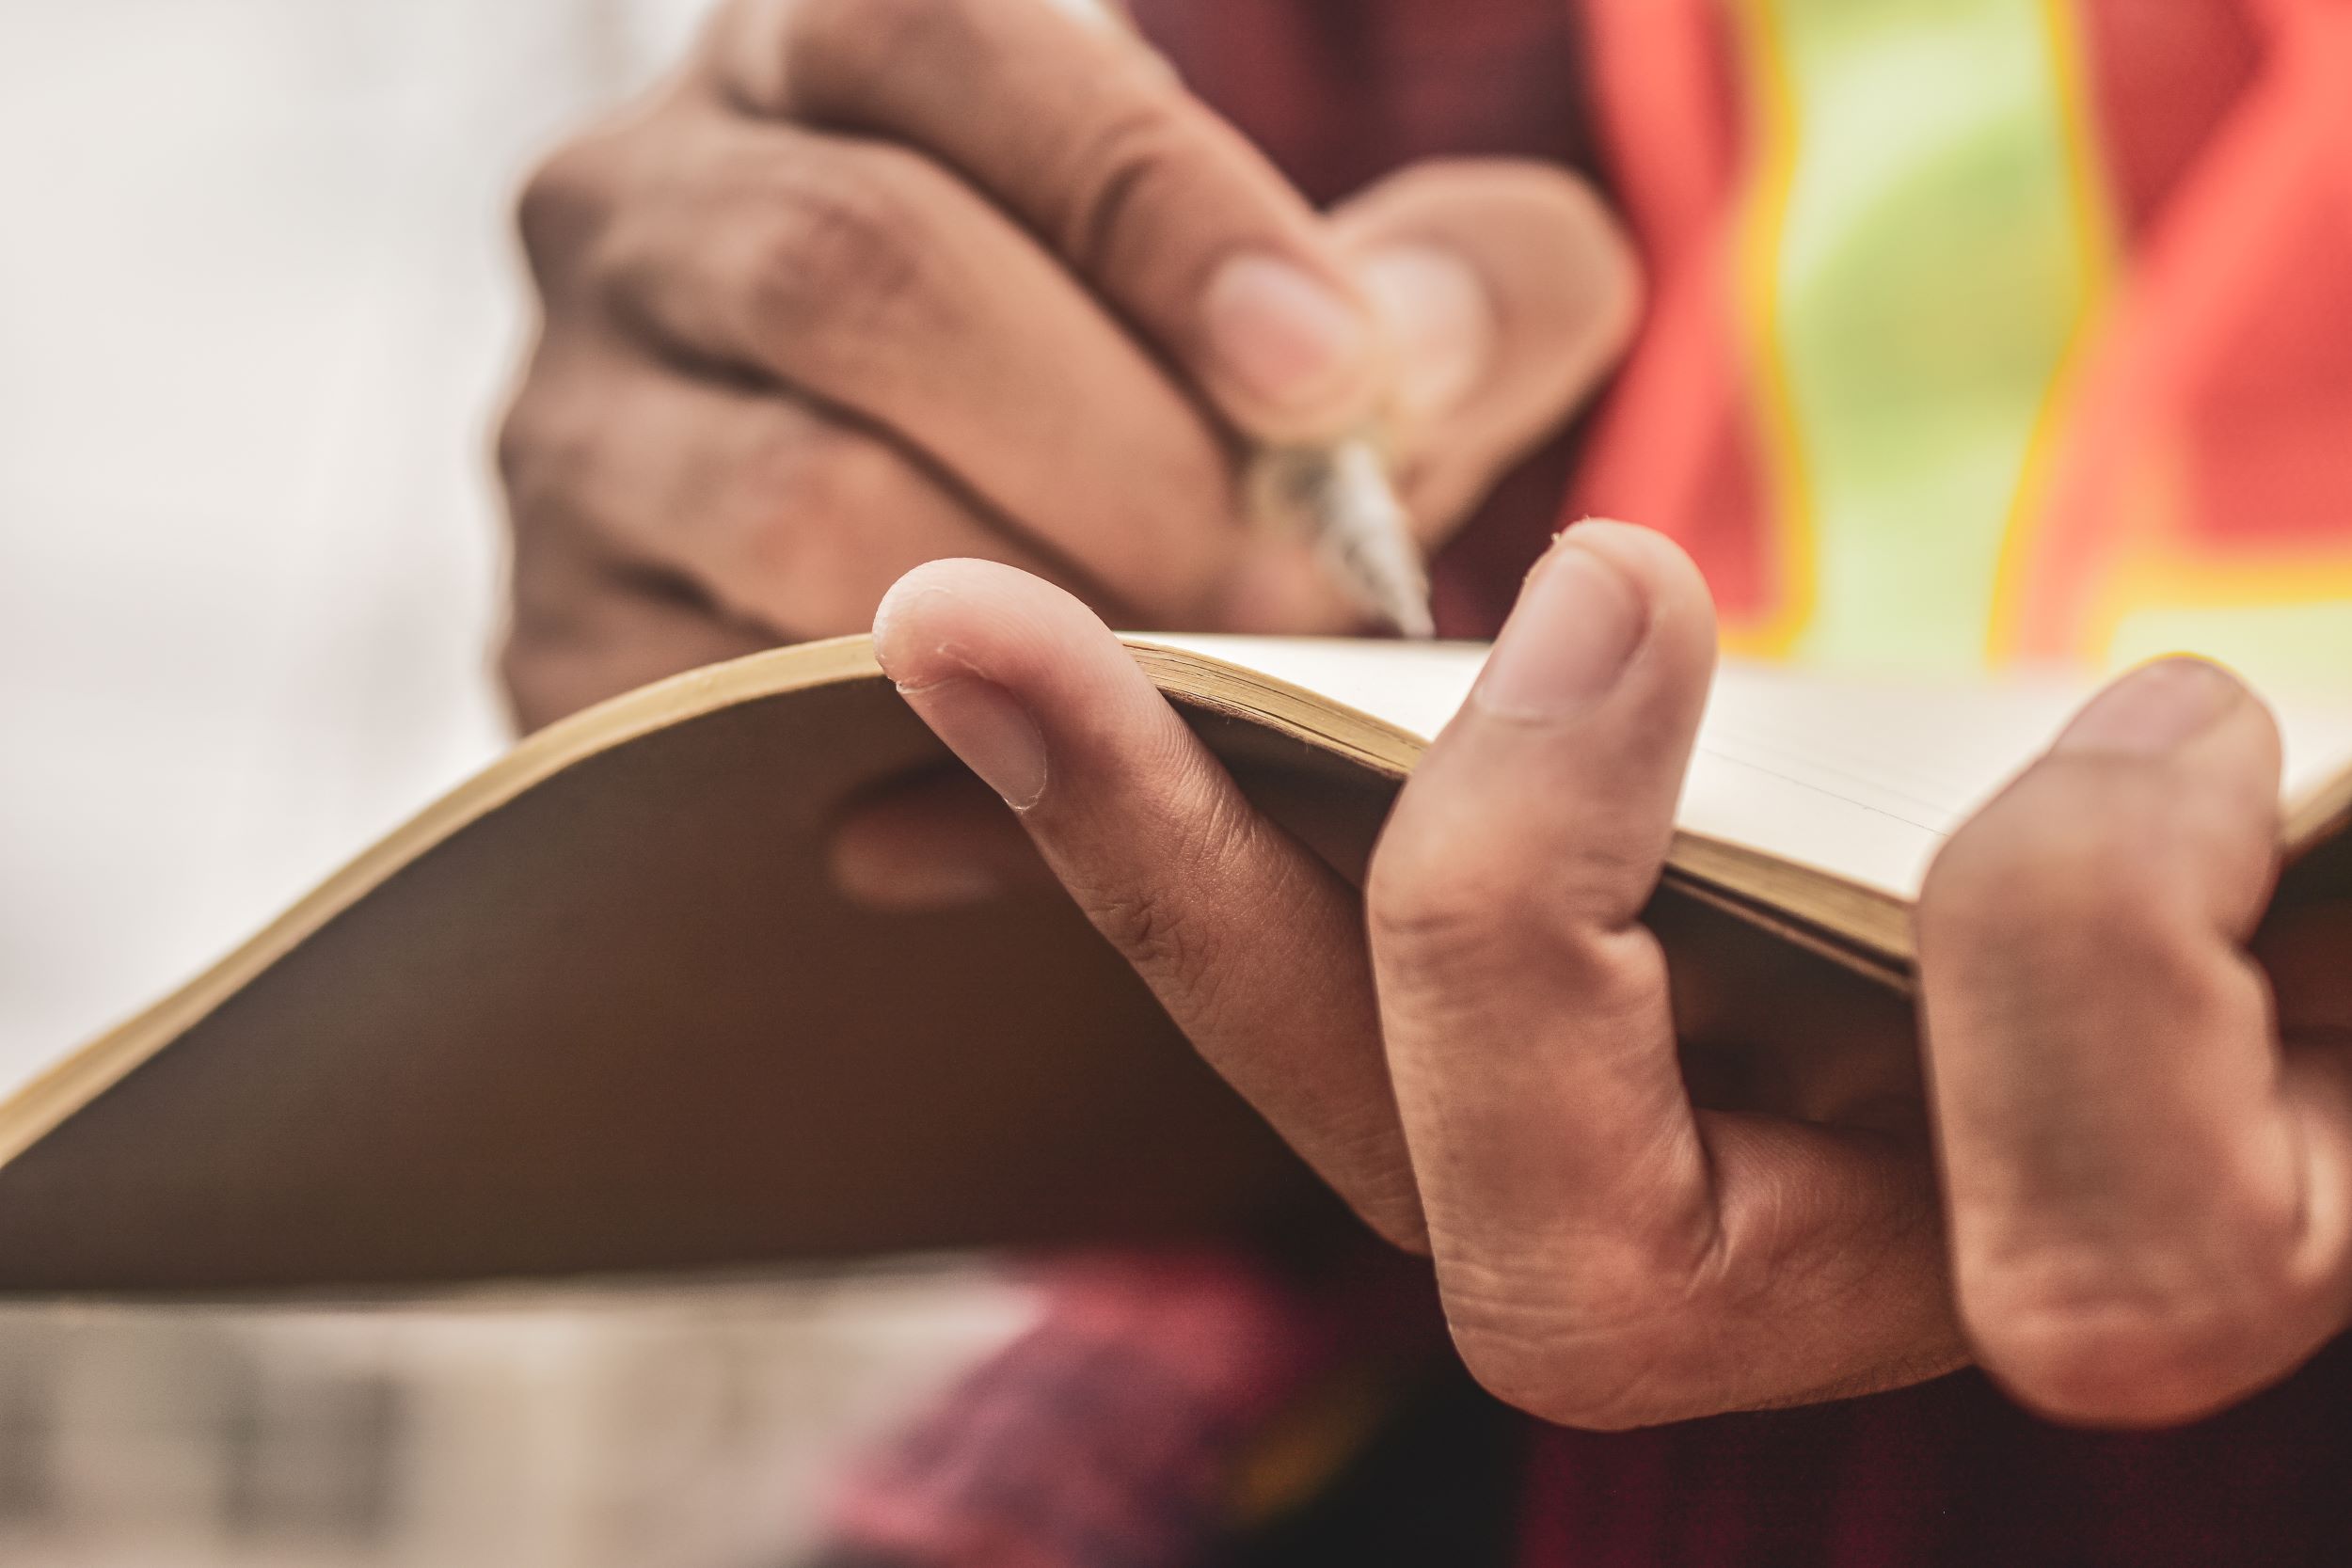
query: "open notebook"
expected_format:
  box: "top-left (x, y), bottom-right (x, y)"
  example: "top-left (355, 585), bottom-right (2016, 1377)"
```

top-left (1, 635), bottom-right (2346, 1296)
top-left (1137, 637), bottom-right (2352, 968)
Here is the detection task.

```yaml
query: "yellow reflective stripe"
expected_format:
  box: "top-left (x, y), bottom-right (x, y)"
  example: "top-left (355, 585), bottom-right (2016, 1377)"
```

top-left (1725, 0), bottom-right (1813, 659)
top-left (2093, 557), bottom-right (2352, 691)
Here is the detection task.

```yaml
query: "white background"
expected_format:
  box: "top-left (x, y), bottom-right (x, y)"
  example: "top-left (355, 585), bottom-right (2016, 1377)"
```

top-left (0, 0), bottom-right (707, 1074)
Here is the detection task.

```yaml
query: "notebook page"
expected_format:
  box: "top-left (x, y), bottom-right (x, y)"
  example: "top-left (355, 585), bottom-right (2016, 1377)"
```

top-left (1147, 636), bottom-right (2352, 903)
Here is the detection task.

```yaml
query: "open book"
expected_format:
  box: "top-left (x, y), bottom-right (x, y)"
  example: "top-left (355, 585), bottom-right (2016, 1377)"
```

top-left (3, 636), bottom-right (2347, 1295)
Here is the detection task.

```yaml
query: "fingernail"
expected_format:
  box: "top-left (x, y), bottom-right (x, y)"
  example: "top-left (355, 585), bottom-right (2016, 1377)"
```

top-left (1357, 245), bottom-right (1493, 419)
top-left (1201, 253), bottom-right (1374, 413)
top-left (1471, 540), bottom-right (1647, 720)
top-left (2054, 657), bottom-right (2242, 758)
top-left (897, 676), bottom-right (1049, 811)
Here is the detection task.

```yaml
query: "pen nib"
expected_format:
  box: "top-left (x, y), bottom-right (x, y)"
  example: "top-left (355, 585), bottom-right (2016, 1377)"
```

top-left (1248, 438), bottom-right (1436, 640)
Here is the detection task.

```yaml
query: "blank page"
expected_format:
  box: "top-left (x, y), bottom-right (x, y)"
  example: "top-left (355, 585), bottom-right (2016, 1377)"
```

top-left (1150, 636), bottom-right (2352, 903)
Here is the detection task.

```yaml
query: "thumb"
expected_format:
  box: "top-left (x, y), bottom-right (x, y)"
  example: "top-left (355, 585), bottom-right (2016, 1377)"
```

top-left (1332, 159), bottom-right (1642, 546)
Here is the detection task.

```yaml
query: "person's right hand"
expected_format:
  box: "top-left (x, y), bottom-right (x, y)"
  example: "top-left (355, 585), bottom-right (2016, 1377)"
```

top-left (496, 0), bottom-right (1637, 730)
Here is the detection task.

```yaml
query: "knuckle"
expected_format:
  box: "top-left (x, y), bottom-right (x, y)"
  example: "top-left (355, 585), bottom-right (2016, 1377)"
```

top-left (743, 150), bottom-right (938, 348)
top-left (1449, 1327), bottom-right (1589, 1427)
top-left (1052, 89), bottom-right (1198, 276)
top-left (494, 378), bottom-right (598, 527)
top-left (516, 138), bottom-right (618, 282)
top-left (1369, 745), bottom-right (1671, 974)
top-left (494, 396), bottom-right (561, 517)
top-left (1958, 1220), bottom-right (2321, 1425)
top-left (788, 0), bottom-right (1195, 280)
top-left (1441, 1270), bottom-right (1692, 1431)
top-left (1365, 811), bottom-right (1515, 964)
top-left (1437, 1229), bottom-right (1726, 1430)
top-left (1365, 851), bottom-right (1493, 965)
top-left (1367, 821), bottom-right (1646, 1007)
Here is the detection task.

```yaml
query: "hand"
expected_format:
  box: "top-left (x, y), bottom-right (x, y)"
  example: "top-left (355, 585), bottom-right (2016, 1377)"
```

top-left (869, 535), bottom-right (2352, 1430)
top-left (496, 0), bottom-right (1637, 730)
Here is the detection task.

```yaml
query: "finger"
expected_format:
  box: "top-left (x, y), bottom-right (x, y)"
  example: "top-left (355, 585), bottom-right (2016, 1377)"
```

top-left (714, 0), bottom-right (1391, 441)
top-left (500, 340), bottom-right (1107, 640)
top-left (1919, 659), bottom-right (2352, 1425)
top-left (1370, 522), bottom-right (1954, 1425)
top-left (1369, 524), bottom-right (1713, 1336)
top-left (870, 557), bottom-right (1423, 1248)
top-left (589, 115), bottom-right (1352, 629)
top-left (1333, 160), bottom-right (1642, 546)
top-left (501, 517), bottom-right (771, 733)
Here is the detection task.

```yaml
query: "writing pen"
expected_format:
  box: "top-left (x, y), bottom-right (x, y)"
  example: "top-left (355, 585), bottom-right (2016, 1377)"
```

top-left (1057, 0), bottom-right (1436, 639)
top-left (1246, 438), bottom-right (1436, 639)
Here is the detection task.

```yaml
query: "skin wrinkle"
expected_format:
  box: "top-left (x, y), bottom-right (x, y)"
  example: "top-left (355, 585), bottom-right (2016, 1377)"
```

top-left (1437, 1225), bottom-right (1804, 1429)
top-left (1715, 1127), bottom-right (1945, 1314)
top-left (1074, 755), bottom-right (1341, 1080)
top-left (1058, 88), bottom-right (1199, 282)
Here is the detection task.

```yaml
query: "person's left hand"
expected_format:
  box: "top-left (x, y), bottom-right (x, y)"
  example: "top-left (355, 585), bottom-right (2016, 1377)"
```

top-left (866, 530), bottom-right (2352, 1429)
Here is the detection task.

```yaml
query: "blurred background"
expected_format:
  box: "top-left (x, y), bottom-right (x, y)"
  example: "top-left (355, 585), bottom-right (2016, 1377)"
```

top-left (0, 3), bottom-right (1023, 1561)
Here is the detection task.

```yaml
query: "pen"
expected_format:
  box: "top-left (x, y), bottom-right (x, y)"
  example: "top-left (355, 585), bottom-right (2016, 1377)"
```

top-left (1057, 0), bottom-right (1437, 639)
top-left (1246, 438), bottom-right (1436, 640)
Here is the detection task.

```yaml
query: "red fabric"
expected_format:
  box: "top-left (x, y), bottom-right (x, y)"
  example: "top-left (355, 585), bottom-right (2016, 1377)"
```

top-left (825, 1252), bottom-right (1345, 1568)
top-left (1125, 0), bottom-right (1595, 209)
top-left (821, 1247), bottom-right (1440, 1567)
